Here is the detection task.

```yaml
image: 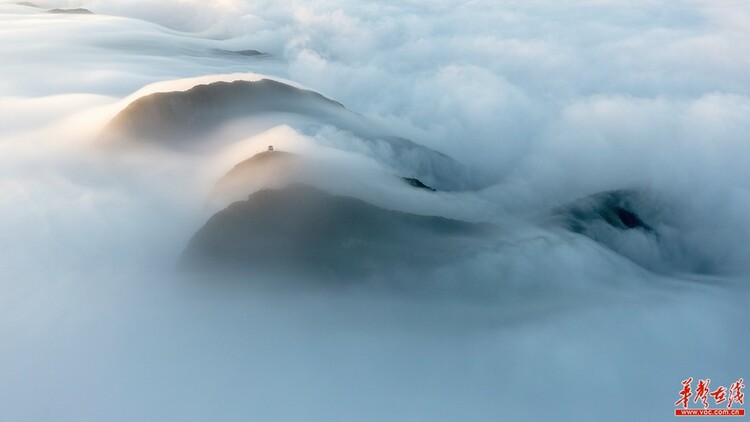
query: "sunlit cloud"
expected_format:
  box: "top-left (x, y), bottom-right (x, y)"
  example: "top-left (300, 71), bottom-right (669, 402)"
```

top-left (1, 0), bottom-right (748, 420)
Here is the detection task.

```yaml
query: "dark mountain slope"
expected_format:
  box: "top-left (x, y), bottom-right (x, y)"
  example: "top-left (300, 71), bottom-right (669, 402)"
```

top-left (183, 184), bottom-right (491, 279)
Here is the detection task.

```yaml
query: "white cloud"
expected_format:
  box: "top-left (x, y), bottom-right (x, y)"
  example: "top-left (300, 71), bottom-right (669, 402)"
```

top-left (1, 1), bottom-right (749, 420)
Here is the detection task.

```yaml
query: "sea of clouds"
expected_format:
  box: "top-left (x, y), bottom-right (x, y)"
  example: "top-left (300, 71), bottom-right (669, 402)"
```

top-left (0, 1), bottom-right (748, 421)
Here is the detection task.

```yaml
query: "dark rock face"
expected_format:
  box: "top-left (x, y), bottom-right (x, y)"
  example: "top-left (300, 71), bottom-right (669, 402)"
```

top-left (48, 8), bottom-right (93, 14)
top-left (402, 177), bottom-right (436, 191)
top-left (554, 189), bottom-right (728, 274)
top-left (557, 190), bottom-right (654, 234)
top-left (553, 189), bottom-right (682, 272)
top-left (183, 184), bottom-right (490, 279)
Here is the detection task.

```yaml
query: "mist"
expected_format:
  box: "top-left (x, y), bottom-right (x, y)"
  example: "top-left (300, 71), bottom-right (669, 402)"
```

top-left (1, 1), bottom-right (749, 421)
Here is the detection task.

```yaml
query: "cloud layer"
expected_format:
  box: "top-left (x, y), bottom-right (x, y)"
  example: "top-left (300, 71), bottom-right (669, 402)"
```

top-left (1, 1), bottom-right (749, 420)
